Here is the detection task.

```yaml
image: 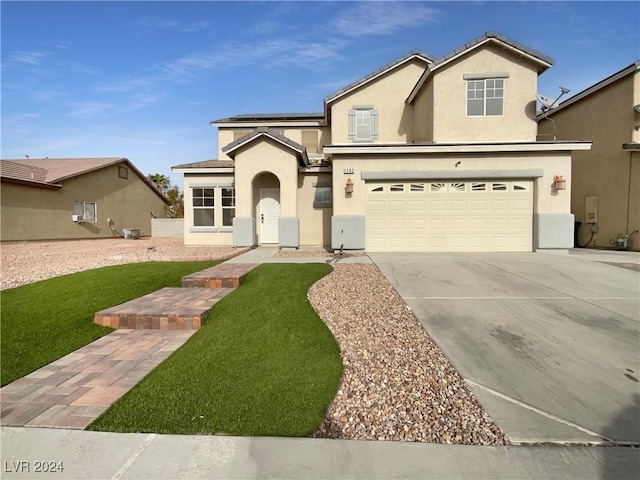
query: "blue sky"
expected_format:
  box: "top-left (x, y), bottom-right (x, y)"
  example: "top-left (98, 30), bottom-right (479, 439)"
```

top-left (2, 1), bottom-right (638, 187)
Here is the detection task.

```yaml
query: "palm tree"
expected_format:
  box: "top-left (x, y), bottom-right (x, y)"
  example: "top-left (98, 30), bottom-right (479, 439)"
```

top-left (147, 173), bottom-right (171, 195)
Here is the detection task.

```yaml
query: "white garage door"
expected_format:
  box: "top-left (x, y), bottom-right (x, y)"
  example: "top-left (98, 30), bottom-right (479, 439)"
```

top-left (366, 180), bottom-right (533, 252)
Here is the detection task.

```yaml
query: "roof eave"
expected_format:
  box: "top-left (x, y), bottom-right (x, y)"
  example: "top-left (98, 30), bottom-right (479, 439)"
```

top-left (0, 177), bottom-right (63, 189)
top-left (222, 130), bottom-right (309, 166)
top-left (537, 60), bottom-right (640, 120)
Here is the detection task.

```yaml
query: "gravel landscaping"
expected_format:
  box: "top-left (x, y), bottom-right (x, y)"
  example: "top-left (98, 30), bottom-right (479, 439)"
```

top-left (309, 263), bottom-right (507, 445)
top-left (0, 238), bottom-right (241, 290)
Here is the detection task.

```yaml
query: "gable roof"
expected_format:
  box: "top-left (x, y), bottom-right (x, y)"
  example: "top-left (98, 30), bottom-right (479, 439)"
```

top-left (538, 60), bottom-right (640, 119)
top-left (407, 32), bottom-right (554, 104)
top-left (221, 127), bottom-right (309, 166)
top-left (3, 157), bottom-right (128, 183)
top-left (324, 50), bottom-right (434, 105)
top-left (0, 157), bottom-right (169, 203)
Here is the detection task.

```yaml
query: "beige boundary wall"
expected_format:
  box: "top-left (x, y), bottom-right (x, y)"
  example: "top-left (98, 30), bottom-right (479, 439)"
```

top-left (151, 218), bottom-right (184, 239)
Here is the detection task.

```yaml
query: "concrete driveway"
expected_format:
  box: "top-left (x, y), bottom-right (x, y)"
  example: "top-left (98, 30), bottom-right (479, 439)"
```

top-left (370, 251), bottom-right (640, 445)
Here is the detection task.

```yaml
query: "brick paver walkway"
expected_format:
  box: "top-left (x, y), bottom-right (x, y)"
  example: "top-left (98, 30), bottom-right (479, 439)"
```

top-left (94, 262), bottom-right (258, 330)
top-left (94, 287), bottom-right (234, 329)
top-left (2, 260), bottom-right (259, 430)
top-left (0, 329), bottom-right (194, 429)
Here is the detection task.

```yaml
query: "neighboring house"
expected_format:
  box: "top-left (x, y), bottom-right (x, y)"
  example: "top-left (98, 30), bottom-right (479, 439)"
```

top-left (0, 157), bottom-right (169, 242)
top-left (538, 62), bottom-right (640, 251)
top-left (173, 32), bottom-right (591, 252)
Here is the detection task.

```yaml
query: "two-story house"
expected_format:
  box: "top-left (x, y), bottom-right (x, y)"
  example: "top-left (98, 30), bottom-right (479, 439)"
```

top-left (173, 32), bottom-right (591, 252)
top-left (538, 61), bottom-right (640, 251)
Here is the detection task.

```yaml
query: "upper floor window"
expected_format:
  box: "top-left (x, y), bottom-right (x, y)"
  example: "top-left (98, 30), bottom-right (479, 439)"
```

top-left (467, 78), bottom-right (504, 116)
top-left (348, 106), bottom-right (378, 142)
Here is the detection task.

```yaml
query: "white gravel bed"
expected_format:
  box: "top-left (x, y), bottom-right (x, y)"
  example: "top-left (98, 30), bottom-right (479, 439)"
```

top-left (0, 238), bottom-right (241, 291)
top-left (309, 263), bottom-right (507, 445)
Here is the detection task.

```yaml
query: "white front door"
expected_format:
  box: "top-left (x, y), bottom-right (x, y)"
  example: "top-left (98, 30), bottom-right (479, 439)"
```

top-left (259, 188), bottom-right (280, 244)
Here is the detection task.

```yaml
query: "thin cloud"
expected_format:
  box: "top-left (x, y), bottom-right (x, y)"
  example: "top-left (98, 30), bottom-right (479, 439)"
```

top-left (333, 2), bottom-right (439, 37)
top-left (66, 101), bottom-right (116, 118)
top-left (158, 38), bottom-right (343, 80)
top-left (133, 16), bottom-right (210, 33)
top-left (9, 51), bottom-right (51, 66)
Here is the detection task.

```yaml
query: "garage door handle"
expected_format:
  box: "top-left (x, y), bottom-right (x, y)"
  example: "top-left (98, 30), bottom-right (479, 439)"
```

top-left (261, 214), bottom-right (264, 223)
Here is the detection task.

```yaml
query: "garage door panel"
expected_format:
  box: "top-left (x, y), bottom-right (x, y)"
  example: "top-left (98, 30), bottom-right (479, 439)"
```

top-left (388, 200), bottom-right (406, 211)
top-left (366, 180), bottom-right (533, 252)
top-left (450, 200), bottom-right (468, 211)
top-left (408, 200), bottom-right (427, 211)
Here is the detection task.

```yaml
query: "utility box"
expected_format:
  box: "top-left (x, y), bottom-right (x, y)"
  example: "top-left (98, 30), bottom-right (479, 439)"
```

top-left (585, 196), bottom-right (598, 224)
top-left (123, 228), bottom-right (140, 240)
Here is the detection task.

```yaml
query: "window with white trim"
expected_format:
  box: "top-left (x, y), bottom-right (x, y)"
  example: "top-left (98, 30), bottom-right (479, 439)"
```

top-left (192, 188), bottom-right (215, 227)
top-left (314, 185), bottom-right (332, 207)
top-left (348, 106), bottom-right (378, 142)
top-left (73, 201), bottom-right (97, 222)
top-left (221, 187), bottom-right (235, 227)
top-left (467, 78), bottom-right (504, 116)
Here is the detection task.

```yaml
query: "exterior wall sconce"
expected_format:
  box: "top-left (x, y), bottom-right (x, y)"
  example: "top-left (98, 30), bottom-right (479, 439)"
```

top-left (345, 178), bottom-right (354, 197)
top-left (553, 175), bottom-right (566, 191)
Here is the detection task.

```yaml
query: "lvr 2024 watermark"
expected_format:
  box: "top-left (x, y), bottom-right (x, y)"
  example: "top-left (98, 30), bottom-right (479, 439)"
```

top-left (4, 460), bottom-right (64, 473)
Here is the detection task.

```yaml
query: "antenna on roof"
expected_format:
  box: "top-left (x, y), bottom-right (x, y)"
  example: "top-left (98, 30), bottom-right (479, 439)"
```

top-left (537, 86), bottom-right (571, 140)
top-left (537, 86), bottom-right (571, 113)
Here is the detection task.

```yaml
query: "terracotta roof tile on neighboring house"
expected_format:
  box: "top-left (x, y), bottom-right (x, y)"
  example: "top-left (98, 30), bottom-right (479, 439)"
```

top-left (0, 157), bottom-right (170, 204)
top-left (0, 160), bottom-right (53, 186)
top-left (6, 157), bottom-right (126, 183)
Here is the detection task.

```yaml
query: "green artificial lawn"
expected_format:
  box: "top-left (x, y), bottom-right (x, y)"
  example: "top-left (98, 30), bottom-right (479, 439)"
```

top-left (0, 261), bottom-right (218, 386)
top-left (88, 263), bottom-right (343, 437)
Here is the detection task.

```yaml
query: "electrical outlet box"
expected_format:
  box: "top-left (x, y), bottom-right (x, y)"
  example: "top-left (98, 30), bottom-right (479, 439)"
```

top-left (591, 224), bottom-right (598, 233)
top-left (585, 195), bottom-right (598, 224)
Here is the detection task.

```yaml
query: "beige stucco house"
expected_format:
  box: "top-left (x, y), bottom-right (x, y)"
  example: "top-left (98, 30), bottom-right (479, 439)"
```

top-left (0, 157), bottom-right (169, 242)
top-left (173, 32), bottom-right (591, 252)
top-left (538, 62), bottom-right (640, 251)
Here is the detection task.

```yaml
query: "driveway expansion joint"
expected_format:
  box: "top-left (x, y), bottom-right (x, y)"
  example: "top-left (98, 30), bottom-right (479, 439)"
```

top-left (464, 379), bottom-right (613, 444)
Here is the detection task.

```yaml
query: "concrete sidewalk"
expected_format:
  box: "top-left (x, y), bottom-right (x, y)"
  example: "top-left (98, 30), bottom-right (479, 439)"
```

top-left (2, 427), bottom-right (638, 479)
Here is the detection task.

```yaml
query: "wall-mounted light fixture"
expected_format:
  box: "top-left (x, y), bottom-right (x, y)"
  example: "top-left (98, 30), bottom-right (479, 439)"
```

top-left (553, 175), bottom-right (566, 191)
top-left (345, 178), bottom-right (354, 197)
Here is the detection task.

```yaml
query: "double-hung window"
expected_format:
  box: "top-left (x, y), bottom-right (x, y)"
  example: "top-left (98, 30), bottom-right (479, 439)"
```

top-left (221, 187), bottom-right (235, 227)
top-left (348, 106), bottom-right (378, 142)
top-left (192, 188), bottom-right (215, 227)
top-left (466, 76), bottom-right (505, 116)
